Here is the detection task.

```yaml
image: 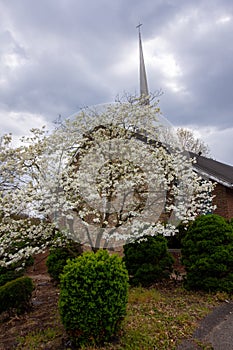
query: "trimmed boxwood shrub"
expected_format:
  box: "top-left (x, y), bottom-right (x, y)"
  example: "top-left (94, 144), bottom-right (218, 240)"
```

top-left (46, 241), bottom-right (82, 281)
top-left (0, 276), bottom-right (34, 314)
top-left (181, 214), bottom-right (233, 292)
top-left (59, 249), bottom-right (129, 347)
top-left (123, 235), bottom-right (174, 286)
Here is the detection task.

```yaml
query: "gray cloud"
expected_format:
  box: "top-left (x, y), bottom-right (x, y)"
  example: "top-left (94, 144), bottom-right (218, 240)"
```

top-left (0, 0), bottom-right (232, 164)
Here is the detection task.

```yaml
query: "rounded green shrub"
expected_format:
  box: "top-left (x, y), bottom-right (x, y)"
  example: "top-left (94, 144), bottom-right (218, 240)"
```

top-left (0, 266), bottom-right (23, 287)
top-left (123, 235), bottom-right (174, 286)
top-left (46, 241), bottom-right (82, 281)
top-left (181, 214), bottom-right (233, 292)
top-left (0, 276), bottom-right (34, 314)
top-left (58, 249), bottom-right (128, 347)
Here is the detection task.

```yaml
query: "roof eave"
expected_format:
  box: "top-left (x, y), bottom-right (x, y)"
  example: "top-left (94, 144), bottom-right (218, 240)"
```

top-left (193, 167), bottom-right (233, 189)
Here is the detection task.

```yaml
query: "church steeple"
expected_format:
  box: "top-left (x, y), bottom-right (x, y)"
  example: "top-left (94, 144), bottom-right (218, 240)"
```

top-left (136, 23), bottom-right (149, 103)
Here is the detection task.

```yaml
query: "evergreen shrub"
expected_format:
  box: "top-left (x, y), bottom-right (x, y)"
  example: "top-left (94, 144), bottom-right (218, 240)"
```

top-left (229, 218), bottom-right (233, 228)
top-left (123, 235), bottom-right (174, 286)
top-left (58, 249), bottom-right (128, 347)
top-left (46, 241), bottom-right (82, 281)
top-left (0, 266), bottom-right (23, 287)
top-left (0, 276), bottom-right (34, 314)
top-left (181, 214), bottom-right (233, 292)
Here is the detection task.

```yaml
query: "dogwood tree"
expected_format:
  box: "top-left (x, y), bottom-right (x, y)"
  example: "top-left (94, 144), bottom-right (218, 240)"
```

top-left (0, 129), bottom-right (65, 269)
top-left (0, 98), bottom-right (215, 268)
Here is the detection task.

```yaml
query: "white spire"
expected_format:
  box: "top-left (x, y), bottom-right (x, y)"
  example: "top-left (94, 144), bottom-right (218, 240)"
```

top-left (136, 23), bottom-right (149, 102)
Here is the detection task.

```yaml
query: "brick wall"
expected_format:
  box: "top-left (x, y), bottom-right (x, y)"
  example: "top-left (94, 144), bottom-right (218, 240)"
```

top-left (226, 187), bottom-right (233, 219)
top-left (213, 183), bottom-right (233, 219)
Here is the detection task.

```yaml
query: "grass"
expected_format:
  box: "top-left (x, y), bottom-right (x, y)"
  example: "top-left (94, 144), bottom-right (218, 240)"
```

top-left (111, 285), bottom-right (218, 350)
top-left (16, 327), bottom-right (61, 350)
top-left (15, 283), bottom-right (227, 350)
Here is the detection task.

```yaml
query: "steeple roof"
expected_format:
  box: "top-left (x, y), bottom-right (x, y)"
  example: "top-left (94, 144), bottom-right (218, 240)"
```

top-left (137, 24), bottom-right (149, 101)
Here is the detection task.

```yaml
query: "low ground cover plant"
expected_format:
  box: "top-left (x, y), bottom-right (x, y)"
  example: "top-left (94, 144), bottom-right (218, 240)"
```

top-left (59, 249), bottom-right (129, 347)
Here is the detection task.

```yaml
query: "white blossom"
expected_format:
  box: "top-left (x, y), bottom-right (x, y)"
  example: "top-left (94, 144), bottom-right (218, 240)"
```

top-left (0, 98), bottom-right (215, 267)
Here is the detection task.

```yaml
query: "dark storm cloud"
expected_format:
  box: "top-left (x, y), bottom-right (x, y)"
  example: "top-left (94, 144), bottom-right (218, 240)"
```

top-left (0, 0), bottom-right (232, 164)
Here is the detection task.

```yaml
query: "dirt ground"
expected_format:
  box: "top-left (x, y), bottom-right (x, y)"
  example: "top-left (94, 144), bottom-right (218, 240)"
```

top-left (0, 252), bottom-right (66, 350)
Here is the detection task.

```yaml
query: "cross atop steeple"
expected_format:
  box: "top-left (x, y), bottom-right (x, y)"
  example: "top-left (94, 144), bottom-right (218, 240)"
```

top-left (136, 23), bottom-right (143, 33)
top-left (136, 23), bottom-right (149, 103)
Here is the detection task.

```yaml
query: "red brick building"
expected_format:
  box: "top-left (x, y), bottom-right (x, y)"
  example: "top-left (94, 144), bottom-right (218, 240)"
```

top-left (190, 152), bottom-right (233, 219)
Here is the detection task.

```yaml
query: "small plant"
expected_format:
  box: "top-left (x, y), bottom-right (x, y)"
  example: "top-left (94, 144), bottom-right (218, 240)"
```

top-left (59, 249), bottom-right (129, 347)
top-left (0, 276), bottom-right (34, 314)
top-left (123, 235), bottom-right (174, 286)
top-left (46, 241), bottom-right (82, 281)
top-left (181, 214), bottom-right (233, 292)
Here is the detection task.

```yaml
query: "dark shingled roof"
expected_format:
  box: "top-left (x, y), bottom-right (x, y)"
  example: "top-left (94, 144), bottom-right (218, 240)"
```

top-left (189, 151), bottom-right (233, 188)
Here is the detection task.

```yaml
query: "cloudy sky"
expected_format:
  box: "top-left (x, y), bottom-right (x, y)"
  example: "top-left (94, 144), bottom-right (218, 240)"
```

top-left (0, 0), bottom-right (233, 165)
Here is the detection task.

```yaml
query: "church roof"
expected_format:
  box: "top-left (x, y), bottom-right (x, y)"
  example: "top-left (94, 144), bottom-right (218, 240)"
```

top-left (189, 151), bottom-right (233, 188)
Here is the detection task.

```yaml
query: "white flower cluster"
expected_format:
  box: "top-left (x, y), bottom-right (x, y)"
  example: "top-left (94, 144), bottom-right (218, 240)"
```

top-left (0, 99), bottom-right (215, 266)
top-left (0, 217), bottom-right (63, 268)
